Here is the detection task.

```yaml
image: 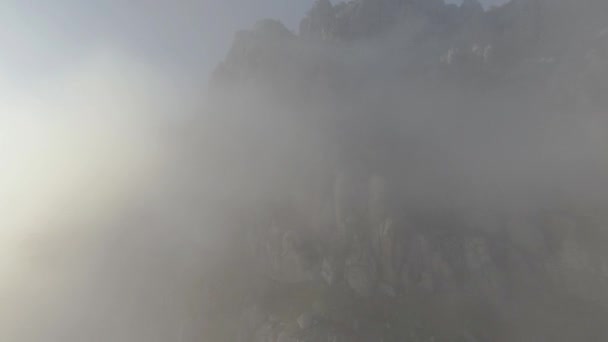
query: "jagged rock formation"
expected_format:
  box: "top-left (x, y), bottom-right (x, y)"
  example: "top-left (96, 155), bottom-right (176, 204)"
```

top-left (201, 0), bottom-right (608, 341)
top-left (300, 0), bottom-right (336, 40)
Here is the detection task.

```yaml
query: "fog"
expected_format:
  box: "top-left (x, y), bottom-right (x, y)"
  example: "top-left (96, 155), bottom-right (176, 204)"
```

top-left (2, 0), bottom-right (608, 341)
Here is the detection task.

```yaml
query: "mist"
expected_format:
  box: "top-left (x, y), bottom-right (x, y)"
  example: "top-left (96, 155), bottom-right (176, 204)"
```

top-left (0, 48), bottom-right (209, 341)
top-left (2, 0), bottom-right (608, 341)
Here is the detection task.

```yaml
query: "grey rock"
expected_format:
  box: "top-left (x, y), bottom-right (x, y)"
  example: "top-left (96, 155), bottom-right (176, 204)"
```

top-left (277, 331), bottom-right (299, 342)
top-left (321, 257), bottom-right (337, 286)
top-left (464, 237), bottom-right (505, 300)
top-left (297, 312), bottom-right (315, 330)
top-left (262, 227), bottom-right (316, 284)
top-left (378, 282), bottom-right (397, 297)
top-left (372, 218), bottom-right (403, 287)
top-left (464, 237), bottom-right (493, 273)
top-left (368, 175), bottom-right (388, 225)
top-left (238, 306), bottom-right (268, 342)
top-left (254, 322), bottom-right (280, 342)
top-left (345, 234), bottom-right (378, 297)
top-left (300, 0), bottom-right (336, 40)
top-left (402, 234), bottom-right (434, 293)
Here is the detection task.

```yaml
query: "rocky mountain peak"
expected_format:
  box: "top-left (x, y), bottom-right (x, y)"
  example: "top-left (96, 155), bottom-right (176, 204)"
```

top-left (203, 1), bottom-right (608, 340)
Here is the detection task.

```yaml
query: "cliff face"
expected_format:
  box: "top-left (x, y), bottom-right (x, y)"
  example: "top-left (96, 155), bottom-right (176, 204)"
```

top-left (202, 1), bottom-right (608, 341)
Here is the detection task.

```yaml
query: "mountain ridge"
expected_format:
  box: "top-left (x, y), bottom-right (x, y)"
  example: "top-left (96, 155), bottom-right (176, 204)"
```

top-left (199, 0), bottom-right (608, 340)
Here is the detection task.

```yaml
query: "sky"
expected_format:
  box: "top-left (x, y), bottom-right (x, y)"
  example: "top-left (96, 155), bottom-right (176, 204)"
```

top-left (1, 1), bottom-right (315, 85)
top-left (1, 0), bottom-right (508, 87)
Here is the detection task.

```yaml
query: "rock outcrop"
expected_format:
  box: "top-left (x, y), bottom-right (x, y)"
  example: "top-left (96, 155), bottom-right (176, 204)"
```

top-left (202, 0), bottom-right (608, 340)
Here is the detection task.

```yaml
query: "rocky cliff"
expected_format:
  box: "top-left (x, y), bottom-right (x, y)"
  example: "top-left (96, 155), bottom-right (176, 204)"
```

top-left (200, 1), bottom-right (608, 340)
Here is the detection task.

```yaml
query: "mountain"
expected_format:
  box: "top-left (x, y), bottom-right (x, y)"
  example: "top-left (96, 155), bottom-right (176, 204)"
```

top-left (199, 1), bottom-right (608, 340)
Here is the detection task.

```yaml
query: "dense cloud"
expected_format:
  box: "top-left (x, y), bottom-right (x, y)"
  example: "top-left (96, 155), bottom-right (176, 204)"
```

top-left (0, 50), bottom-right (212, 342)
top-left (2, 0), bottom-right (608, 341)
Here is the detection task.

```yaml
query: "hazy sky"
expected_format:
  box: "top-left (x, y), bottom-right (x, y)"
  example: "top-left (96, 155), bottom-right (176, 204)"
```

top-left (1, 0), bottom-right (508, 86)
